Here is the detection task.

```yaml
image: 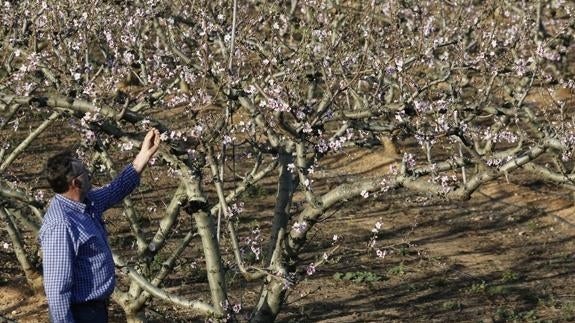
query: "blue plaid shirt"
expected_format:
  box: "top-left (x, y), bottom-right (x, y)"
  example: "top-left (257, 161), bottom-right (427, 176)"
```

top-left (39, 165), bottom-right (140, 323)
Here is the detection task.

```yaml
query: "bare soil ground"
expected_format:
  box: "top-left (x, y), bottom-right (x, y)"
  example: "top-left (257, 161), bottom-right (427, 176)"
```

top-left (1, 120), bottom-right (575, 323)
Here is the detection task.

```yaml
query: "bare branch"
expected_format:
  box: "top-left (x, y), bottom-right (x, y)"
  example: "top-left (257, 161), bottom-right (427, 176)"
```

top-left (0, 111), bottom-right (60, 172)
top-left (114, 253), bottom-right (220, 317)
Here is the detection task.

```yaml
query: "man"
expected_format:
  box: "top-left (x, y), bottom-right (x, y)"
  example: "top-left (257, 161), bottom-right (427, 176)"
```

top-left (40, 129), bottom-right (160, 323)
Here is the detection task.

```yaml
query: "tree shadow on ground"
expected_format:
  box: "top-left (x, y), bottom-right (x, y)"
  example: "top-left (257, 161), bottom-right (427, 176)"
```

top-left (277, 182), bottom-right (575, 322)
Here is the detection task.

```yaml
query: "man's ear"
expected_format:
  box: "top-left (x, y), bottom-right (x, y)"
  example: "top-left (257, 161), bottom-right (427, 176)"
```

top-left (73, 178), bottom-right (82, 189)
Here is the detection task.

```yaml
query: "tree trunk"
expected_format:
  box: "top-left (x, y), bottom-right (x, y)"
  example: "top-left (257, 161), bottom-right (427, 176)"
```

top-left (0, 208), bottom-right (43, 292)
top-left (115, 293), bottom-right (147, 323)
top-left (252, 151), bottom-right (298, 322)
top-left (265, 152), bottom-right (295, 264)
top-left (124, 309), bottom-right (146, 323)
top-left (251, 277), bottom-right (286, 323)
top-left (252, 228), bottom-right (290, 323)
top-left (193, 210), bottom-right (227, 315)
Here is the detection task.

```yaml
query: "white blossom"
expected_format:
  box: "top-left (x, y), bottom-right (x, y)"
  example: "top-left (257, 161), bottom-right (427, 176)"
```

top-left (376, 249), bottom-right (387, 258)
top-left (293, 221), bottom-right (308, 233)
top-left (306, 263), bottom-right (316, 276)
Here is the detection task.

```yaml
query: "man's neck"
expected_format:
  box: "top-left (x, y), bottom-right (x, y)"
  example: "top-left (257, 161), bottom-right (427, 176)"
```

top-left (62, 190), bottom-right (82, 202)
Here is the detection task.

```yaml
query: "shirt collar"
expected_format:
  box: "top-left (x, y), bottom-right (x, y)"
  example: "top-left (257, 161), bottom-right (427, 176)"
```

top-left (55, 194), bottom-right (87, 215)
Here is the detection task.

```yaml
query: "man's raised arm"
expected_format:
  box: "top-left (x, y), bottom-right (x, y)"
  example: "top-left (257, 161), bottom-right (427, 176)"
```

top-left (132, 128), bottom-right (161, 174)
top-left (89, 129), bottom-right (161, 212)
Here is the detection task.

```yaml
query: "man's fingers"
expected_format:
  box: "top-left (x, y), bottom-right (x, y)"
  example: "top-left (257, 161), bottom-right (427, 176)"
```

top-left (152, 129), bottom-right (160, 147)
top-left (142, 129), bottom-right (161, 152)
top-left (143, 129), bottom-right (159, 149)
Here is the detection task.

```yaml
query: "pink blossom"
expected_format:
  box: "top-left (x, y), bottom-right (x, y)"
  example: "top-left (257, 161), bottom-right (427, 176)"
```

top-left (293, 221), bottom-right (308, 233)
top-left (306, 263), bottom-right (316, 276)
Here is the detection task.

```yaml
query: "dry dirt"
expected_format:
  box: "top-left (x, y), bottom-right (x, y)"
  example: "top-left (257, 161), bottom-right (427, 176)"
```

top-left (1, 121), bottom-right (575, 323)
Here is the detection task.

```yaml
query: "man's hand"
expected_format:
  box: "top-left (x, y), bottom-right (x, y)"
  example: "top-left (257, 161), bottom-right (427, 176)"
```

top-left (141, 128), bottom-right (161, 157)
top-left (132, 129), bottom-right (161, 174)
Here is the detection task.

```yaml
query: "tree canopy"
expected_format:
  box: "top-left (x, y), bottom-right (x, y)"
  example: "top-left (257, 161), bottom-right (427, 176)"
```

top-left (1, 0), bottom-right (574, 321)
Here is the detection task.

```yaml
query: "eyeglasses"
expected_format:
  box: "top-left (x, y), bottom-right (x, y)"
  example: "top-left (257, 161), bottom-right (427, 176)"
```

top-left (69, 159), bottom-right (92, 181)
top-left (73, 171), bottom-right (92, 181)
top-left (69, 168), bottom-right (92, 182)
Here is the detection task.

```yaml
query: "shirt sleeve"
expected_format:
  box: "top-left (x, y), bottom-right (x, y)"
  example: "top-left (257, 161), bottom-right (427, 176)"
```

top-left (41, 223), bottom-right (76, 323)
top-left (89, 164), bottom-right (140, 213)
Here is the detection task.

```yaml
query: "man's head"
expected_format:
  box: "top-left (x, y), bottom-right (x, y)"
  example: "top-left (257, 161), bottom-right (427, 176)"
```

top-left (45, 151), bottom-right (92, 198)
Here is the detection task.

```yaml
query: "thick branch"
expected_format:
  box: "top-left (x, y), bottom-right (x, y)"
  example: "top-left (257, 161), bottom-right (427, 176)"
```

top-left (134, 230), bottom-right (198, 309)
top-left (209, 158), bottom-right (278, 216)
top-left (191, 210), bottom-right (227, 315)
top-left (0, 111), bottom-right (60, 172)
top-left (265, 151), bottom-right (296, 266)
top-left (114, 253), bottom-right (219, 317)
top-left (0, 208), bottom-right (42, 292)
top-left (144, 182), bottom-right (187, 257)
top-left (206, 146), bottom-right (264, 280)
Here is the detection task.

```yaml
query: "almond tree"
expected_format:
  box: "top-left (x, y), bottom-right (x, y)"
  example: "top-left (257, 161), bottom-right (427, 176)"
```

top-left (1, 0), bottom-right (574, 322)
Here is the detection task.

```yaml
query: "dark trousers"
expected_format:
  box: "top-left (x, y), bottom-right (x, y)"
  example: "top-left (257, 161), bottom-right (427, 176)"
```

top-left (71, 299), bottom-right (109, 323)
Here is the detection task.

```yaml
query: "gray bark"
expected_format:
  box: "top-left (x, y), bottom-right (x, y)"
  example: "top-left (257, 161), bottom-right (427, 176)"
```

top-left (0, 208), bottom-right (43, 292)
top-left (193, 210), bottom-right (227, 316)
top-left (0, 111), bottom-right (60, 172)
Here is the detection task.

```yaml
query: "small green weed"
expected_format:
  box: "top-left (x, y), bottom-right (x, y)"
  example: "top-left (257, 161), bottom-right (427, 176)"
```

top-left (149, 256), bottom-right (164, 272)
top-left (333, 271), bottom-right (384, 283)
top-left (243, 250), bottom-right (259, 264)
top-left (398, 244), bottom-right (410, 256)
top-left (494, 306), bottom-right (538, 322)
top-left (501, 270), bottom-right (522, 283)
top-left (526, 220), bottom-right (538, 231)
top-left (387, 263), bottom-right (406, 276)
top-left (487, 285), bottom-right (512, 296)
top-left (561, 301), bottom-right (575, 321)
top-left (465, 281), bottom-right (487, 294)
top-left (494, 306), bottom-right (518, 321)
top-left (242, 184), bottom-right (266, 198)
top-left (432, 277), bottom-right (448, 287)
top-left (441, 300), bottom-right (462, 311)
